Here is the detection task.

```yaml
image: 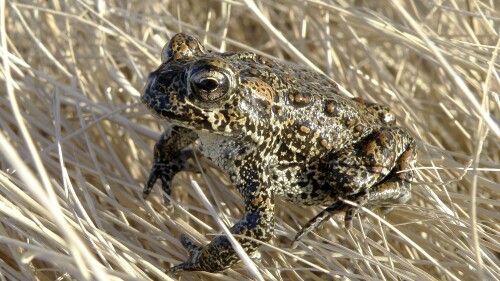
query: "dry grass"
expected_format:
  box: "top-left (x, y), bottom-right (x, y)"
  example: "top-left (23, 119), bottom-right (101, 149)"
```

top-left (1, 1), bottom-right (499, 280)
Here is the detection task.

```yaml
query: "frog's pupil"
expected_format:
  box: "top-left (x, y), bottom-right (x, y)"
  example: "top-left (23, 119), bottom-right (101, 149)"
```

top-left (197, 78), bottom-right (219, 92)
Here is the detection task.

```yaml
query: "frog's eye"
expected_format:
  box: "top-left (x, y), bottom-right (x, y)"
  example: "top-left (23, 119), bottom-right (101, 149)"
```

top-left (189, 68), bottom-right (232, 102)
top-left (161, 33), bottom-right (206, 63)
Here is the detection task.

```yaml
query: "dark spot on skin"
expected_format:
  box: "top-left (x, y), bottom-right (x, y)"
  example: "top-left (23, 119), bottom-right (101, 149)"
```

top-left (345, 116), bottom-right (356, 127)
top-left (258, 55), bottom-right (275, 67)
top-left (325, 101), bottom-right (337, 115)
top-left (292, 92), bottom-right (311, 107)
top-left (272, 105), bottom-right (283, 117)
top-left (331, 142), bottom-right (339, 150)
top-left (320, 139), bottom-right (330, 149)
top-left (352, 97), bottom-right (365, 105)
top-left (299, 125), bottom-right (311, 134)
top-left (353, 124), bottom-right (365, 138)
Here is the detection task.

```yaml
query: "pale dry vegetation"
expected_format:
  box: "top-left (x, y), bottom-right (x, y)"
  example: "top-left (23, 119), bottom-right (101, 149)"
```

top-left (0, 1), bottom-right (499, 280)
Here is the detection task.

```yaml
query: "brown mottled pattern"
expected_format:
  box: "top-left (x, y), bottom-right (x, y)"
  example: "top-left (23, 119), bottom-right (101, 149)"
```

top-left (142, 33), bottom-right (417, 274)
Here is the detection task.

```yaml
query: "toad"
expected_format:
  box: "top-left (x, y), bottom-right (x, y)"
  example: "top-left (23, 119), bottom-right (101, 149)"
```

top-left (142, 33), bottom-right (416, 274)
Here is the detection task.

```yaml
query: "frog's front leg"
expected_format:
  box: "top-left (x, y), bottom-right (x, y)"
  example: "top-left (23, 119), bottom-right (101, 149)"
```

top-left (294, 127), bottom-right (416, 243)
top-left (143, 126), bottom-right (198, 204)
top-left (167, 163), bottom-right (275, 273)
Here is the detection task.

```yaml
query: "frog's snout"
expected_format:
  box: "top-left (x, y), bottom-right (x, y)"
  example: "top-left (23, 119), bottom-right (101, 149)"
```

top-left (142, 71), bottom-right (158, 105)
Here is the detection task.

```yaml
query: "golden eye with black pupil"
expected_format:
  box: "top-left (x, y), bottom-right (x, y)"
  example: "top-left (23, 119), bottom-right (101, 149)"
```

top-left (190, 68), bottom-right (231, 102)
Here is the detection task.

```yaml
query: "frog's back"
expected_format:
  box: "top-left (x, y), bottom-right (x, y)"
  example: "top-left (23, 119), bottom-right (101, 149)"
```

top-left (219, 51), bottom-right (390, 162)
top-left (252, 61), bottom-right (382, 162)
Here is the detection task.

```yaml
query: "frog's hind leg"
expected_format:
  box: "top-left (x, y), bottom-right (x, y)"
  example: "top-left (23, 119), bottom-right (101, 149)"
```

top-left (293, 127), bottom-right (416, 244)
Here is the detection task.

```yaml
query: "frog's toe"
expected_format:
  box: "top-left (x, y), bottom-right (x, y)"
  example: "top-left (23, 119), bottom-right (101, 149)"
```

top-left (143, 170), bottom-right (159, 197)
top-left (165, 257), bottom-right (203, 276)
top-left (163, 234), bottom-right (204, 275)
top-left (143, 164), bottom-right (174, 205)
top-left (165, 263), bottom-right (185, 277)
top-left (292, 216), bottom-right (326, 247)
top-left (179, 234), bottom-right (203, 255)
top-left (159, 175), bottom-right (174, 206)
top-left (293, 201), bottom-right (346, 246)
top-left (380, 206), bottom-right (394, 215)
top-left (343, 206), bottom-right (358, 229)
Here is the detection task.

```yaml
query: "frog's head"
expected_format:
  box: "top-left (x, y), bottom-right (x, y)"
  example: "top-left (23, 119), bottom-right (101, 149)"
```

top-left (142, 33), bottom-right (279, 143)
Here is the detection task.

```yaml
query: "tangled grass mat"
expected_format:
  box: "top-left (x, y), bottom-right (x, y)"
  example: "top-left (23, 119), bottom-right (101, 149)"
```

top-left (1, 1), bottom-right (499, 280)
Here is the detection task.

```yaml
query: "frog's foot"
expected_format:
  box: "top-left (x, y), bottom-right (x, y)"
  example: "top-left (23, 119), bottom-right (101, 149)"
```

top-left (166, 234), bottom-right (204, 276)
top-left (143, 149), bottom-right (198, 206)
top-left (166, 232), bottom-right (249, 274)
top-left (143, 163), bottom-right (174, 206)
top-left (293, 147), bottom-right (416, 246)
top-left (143, 127), bottom-right (198, 206)
top-left (292, 195), bottom-right (366, 247)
